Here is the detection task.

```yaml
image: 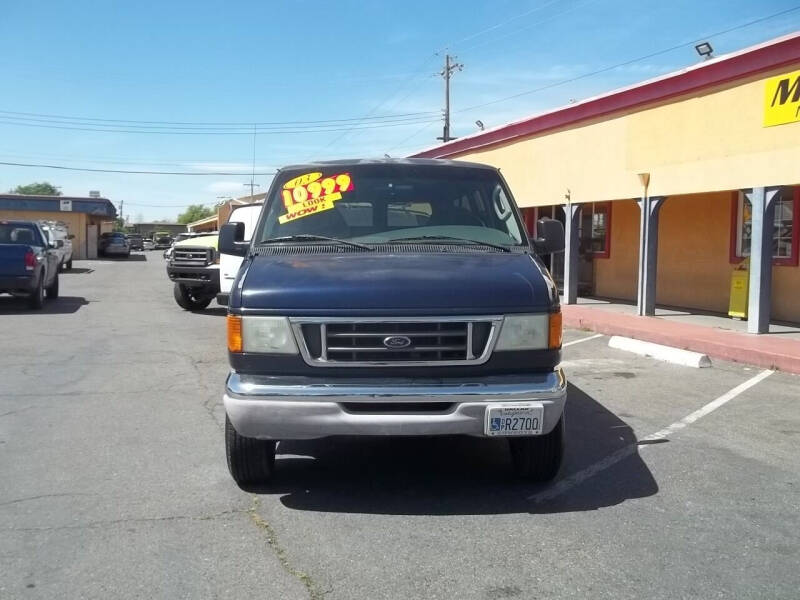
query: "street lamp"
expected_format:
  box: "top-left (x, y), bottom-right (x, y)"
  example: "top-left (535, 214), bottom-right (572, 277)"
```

top-left (695, 42), bottom-right (713, 60)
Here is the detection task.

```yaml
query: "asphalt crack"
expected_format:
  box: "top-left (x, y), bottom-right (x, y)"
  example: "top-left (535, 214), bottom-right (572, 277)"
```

top-left (3, 508), bottom-right (247, 532)
top-left (248, 496), bottom-right (324, 600)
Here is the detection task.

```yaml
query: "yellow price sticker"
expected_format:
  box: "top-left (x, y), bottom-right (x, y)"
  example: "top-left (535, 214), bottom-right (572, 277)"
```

top-left (279, 172), bottom-right (353, 224)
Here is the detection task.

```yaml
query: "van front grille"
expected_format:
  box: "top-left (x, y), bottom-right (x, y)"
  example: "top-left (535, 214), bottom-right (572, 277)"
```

top-left (291, 317), bottom-right (501, 367)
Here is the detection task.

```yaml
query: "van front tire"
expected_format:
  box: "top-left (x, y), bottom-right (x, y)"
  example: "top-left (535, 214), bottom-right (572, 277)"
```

top-left (508, 415), bottom-right (564, 482)
top-left (225, 415), bottom-right (276, 487)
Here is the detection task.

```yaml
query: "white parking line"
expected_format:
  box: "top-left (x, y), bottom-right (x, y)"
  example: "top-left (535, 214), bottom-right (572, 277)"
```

top-left (528, 369), bottom-right (775, 503)
top-left (563, 334), bottom-right (603, 347)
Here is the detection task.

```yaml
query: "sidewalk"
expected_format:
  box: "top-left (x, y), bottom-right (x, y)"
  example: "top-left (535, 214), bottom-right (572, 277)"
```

top-left (562, 298), bottom-right (800, 374)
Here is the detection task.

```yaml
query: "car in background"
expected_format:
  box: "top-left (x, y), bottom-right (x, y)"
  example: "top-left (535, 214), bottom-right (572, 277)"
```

top-left (40, 220), bottom-right (74, 270)
top-left (217, 203), bottom-right (262, 305)
top-left (0, 220), bottom-right (60, 309)
top-left (98, 232), bottom-right (131, 258)
top-left (153, 234), bottom-right (174, 250)
top-left (143, 239), bottom-right (155, 251)
top-left (126, 233), bottom-right (144, 251)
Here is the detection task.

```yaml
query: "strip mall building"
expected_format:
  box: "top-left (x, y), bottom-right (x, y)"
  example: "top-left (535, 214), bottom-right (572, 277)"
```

top-left (413, 33), bottom-right (800, 331)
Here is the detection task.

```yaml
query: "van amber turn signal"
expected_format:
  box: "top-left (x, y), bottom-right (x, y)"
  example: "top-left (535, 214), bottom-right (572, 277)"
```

top-left (227, 314), bottom-right (242, 353)
top-left (549, 310), bottom-right (563, 349)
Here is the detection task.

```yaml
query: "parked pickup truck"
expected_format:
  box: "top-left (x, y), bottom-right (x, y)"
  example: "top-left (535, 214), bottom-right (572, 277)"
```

top-left (220, 159), bottom-right (566, 486)
top-left (166, 233), bottom-right (220, 310)
top-left (0, 220), bottom-right (61, 309)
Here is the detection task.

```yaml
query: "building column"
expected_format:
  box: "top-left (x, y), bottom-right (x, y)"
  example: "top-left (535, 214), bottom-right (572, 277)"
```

top-left (562, 203), bottom-right (581, 304)
top-left (636, 196), bottom-right (666, 316)
top-left (744, 187), bottom-right (780, 334)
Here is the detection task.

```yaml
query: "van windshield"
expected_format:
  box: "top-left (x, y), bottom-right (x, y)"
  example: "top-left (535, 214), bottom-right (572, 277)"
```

top-left (258, 164), bottom-right (526, 247)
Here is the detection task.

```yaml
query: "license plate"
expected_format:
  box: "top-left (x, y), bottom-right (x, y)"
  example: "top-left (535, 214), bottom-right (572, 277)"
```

top-left (485, 403), bottom-right (544, 436)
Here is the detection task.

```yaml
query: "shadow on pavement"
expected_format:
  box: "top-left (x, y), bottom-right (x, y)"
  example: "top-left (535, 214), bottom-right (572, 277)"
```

top-left (62, 267), bottom-right (94, 274)
top-left (0, 296), bottom-right (90, 314)
top-left (246, 382), bottom-right (658, 515)
top-left (194, 306), bottom-right (227, 317)
top-left (95, 254), bottom-right (147, 262)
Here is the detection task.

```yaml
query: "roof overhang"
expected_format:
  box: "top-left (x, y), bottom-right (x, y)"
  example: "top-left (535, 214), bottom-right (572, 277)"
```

top-left (411, 32), bottom-right (800, 159)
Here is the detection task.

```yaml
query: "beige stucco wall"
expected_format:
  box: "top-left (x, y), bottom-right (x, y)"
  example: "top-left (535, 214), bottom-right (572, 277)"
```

top-left (452, 63), bottom-right (800, 207)
top-left (591, 193), bottom-right (800, 323)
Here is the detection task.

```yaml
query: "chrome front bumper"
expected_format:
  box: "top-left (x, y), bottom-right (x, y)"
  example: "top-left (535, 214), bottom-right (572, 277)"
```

top-left (224, 369), bottom-right (567, 440)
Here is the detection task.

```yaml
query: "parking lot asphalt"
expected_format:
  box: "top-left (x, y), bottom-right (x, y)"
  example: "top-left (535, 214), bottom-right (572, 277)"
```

top-left (1, 255), bottom-right (799, 599)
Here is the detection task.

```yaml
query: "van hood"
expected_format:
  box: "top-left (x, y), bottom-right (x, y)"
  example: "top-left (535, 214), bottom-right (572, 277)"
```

top-left (236, 251), bottom-right (557, 315)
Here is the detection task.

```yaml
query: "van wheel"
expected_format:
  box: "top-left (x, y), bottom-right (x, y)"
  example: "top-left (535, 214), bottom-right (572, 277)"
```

top-left (46, 272), bottom-right (59, 299)
top-left (65, 259), bottom-right (73, 270)
top-left (28, 274), bottom-right (45, 309)
top-left (508, 415), bottom-right (564, 482)
top-left (225, 415), bottom-right (276, 486)
top-left (173, 283), bottom-right (213, 311)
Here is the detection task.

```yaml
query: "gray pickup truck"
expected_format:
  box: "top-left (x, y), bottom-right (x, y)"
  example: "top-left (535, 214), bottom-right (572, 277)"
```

top-left (0, 220), bottom-right (61, 309)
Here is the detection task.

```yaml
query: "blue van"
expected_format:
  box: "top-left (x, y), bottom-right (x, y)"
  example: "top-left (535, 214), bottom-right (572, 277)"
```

top-left (220, 159), bottom-right (566, 485)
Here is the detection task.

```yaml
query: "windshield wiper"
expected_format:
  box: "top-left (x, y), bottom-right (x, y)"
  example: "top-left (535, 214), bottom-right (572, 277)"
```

top-left (258, 234), bottom-right (374, 251)
top-left (388, 235), bottom-right (512, 253)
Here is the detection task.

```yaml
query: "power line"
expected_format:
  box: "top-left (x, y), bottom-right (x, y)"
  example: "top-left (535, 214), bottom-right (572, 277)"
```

top-left (0, 116), bottom-right (440, 135)
top-left (0, 160), bottom-right (277, 176)
top-left (457, 5), bottom-right (800, 114)
top-left (316, 53), bottom-right (441, 153)
top-left (0, 113), bottom-right (438, 131)
top-left (385, 121), bottom-right (441, 154)
top-left (0, 152), bottom-right (276, 169)
top-left (0, 108), bottom-right (439, 127)
top-left (444, 0), bottom-right (566, 49)
top-left (456, 0), bottom-right (602, 54)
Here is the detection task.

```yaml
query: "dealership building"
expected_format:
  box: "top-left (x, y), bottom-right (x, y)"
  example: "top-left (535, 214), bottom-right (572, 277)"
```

top-left (0, 194), bottom-right (116, 259)
top-left (412, 32), bottom-right (800, 331)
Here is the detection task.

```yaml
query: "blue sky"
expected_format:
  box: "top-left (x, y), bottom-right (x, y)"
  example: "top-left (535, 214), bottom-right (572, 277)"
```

top-left (1, 0), bottom-right (798, 221)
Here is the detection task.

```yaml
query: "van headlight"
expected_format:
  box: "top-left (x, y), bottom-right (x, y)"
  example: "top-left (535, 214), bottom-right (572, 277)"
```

top-left (496, 313), bottom-right (561, 350)
top-left (232, 316), bottom-right (298, 354)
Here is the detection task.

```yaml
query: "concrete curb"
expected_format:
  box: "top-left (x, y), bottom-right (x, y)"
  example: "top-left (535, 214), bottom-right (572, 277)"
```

top-left (563, 304), bottom-right (800, 374)
top-left (608, 336), bottom-right (712, 368)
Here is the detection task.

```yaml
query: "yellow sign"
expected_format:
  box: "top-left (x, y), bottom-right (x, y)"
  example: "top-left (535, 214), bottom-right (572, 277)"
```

top-left (763, 69), bottom-right (800, 127)
top-left (279, 172), bottom-right (353, 224)
top-left (283, 172), bottom-right (322, 190)
top-left (728, 259), bottom-right (749, 319)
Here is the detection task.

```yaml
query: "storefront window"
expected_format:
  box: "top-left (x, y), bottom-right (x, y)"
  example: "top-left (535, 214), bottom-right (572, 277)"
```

top-left (735, 188), bottom-right (798, 266)
top-left (580, 202), bottom-right (611, 258)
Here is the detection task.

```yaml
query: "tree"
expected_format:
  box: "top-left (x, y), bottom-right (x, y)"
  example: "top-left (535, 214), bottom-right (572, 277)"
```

top-left (11, 182), bottom-right (62, 196)
top-left (177, 204), bottom-right (215, 224)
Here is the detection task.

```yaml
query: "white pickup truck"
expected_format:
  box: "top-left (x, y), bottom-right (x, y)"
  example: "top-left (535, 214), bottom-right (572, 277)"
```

top-left (217, 203), bottom-right (262, 306)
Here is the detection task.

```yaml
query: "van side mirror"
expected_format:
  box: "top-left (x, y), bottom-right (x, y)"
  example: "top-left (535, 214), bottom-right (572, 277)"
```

top-left (532, 218), bottom-right (565, 254)
top-left (56, 239), bottom-right (65, 249)
top-left (219, 222), bottom-right (249, 257)
top-left (67, 234), bottom-right (76, 240)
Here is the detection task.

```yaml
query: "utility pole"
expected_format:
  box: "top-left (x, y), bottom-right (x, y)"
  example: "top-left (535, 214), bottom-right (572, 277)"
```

top-left (119, 200), bottom-right (123, 226)
top-left (246, 123), bottom-right (261, 200)
top-left (244, 182), bottom-right (261, 200)
top-left (437, 53), bottom-right (463, 143)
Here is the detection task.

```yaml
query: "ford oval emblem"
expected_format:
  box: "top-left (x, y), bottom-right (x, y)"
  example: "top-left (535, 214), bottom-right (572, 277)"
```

top-left (383, 335), bottom-right (412, 349)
